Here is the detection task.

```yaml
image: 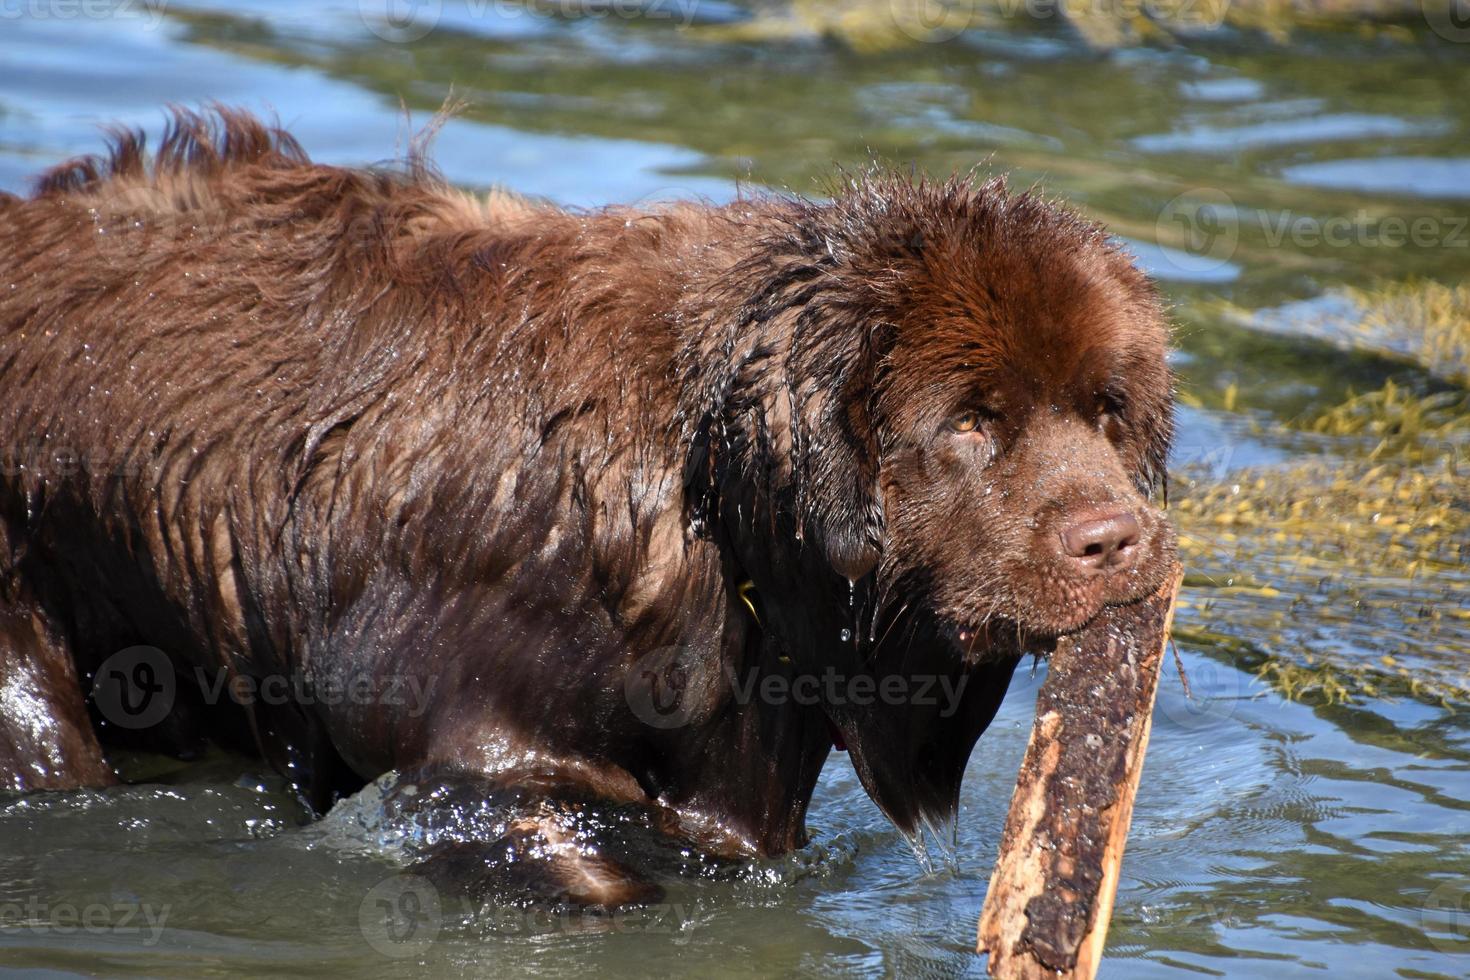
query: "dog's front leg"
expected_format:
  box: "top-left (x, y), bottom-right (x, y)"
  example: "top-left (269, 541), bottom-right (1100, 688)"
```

top-left (383, 768), bottom-right (666, 908)
top-left (0, 593), bottom-right (115, 792)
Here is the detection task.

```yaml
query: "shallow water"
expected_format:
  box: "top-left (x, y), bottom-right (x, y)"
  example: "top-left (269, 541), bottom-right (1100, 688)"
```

top-left (1, 4), bottom-right (1468, 977)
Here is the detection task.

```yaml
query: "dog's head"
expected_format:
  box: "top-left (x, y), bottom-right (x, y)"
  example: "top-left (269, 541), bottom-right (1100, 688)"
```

top-left (682, 174), bottom-right (1177, 836)
top-left (783, 175), bottom-right (1176, 647)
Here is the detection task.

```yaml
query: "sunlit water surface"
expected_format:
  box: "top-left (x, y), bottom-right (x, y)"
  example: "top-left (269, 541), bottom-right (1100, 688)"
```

top-left (1, 4), bottom-right (1467, 976)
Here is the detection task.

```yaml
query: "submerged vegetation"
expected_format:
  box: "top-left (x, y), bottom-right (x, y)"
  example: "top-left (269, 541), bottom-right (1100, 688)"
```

top-left (1175, 456), bottom-right (1469, 706)
top-left (1339, 280), bottom-right (1470, 388)
top-left (1305, 379), bottom-right (1470, 462)
top-left (1175, 280), bottom-right (1470, 708)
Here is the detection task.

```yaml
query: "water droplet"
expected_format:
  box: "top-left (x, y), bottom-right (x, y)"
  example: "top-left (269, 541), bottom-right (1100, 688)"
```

top-left (839, 628), bottom-right (852, 643)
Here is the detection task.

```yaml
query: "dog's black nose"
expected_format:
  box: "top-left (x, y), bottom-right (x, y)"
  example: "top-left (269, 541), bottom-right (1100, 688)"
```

top-left (1059, 511), bottom-right (1141, 572)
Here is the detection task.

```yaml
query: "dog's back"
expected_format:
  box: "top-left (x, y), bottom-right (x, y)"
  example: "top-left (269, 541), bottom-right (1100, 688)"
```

top-left (0, 110), bottom-right (730, 801)
top-left (2, 111), bottom-right (425, 675)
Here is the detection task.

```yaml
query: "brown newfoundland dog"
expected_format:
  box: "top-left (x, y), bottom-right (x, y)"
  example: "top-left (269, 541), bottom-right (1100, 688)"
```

top-left (0, 109), bottom-right (1174, 904)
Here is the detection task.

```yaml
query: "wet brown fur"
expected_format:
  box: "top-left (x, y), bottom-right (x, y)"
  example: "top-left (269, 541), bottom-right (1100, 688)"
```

top-left (0, 109), bottom-right (1174, 902)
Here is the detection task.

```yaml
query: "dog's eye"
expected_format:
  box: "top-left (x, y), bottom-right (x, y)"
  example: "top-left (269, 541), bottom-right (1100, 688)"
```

top-left (1098, 394), bottom-right (1126, 440)
top-left (949, 411), bottom-right (983, 434)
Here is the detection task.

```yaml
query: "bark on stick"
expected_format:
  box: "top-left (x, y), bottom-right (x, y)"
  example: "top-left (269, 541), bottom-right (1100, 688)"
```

top-left (977, 565), bottom-right (1184, 979)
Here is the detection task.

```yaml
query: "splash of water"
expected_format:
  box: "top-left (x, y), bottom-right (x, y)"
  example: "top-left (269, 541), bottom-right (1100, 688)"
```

top-left (902, 824), bottom-right (935, 875)
top-left (901, 812), bottom-right (962, 876)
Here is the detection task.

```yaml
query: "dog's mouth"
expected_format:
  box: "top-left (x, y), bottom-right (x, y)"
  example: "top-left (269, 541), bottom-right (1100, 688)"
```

top-left (815, 541), bottom-right (1174, 837)
top-left (939, 596), bottom-right (1113, 651)
top-left (939, 617), bottom-right (1035, 664)
top-left (943, 546), bottom-right (1176, 649)
top-left (934, 598), bottom-right (1071, 655)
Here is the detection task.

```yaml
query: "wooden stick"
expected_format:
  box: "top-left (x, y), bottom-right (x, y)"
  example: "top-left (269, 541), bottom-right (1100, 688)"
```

top-left (977, 565), bottom-right (1184, 979)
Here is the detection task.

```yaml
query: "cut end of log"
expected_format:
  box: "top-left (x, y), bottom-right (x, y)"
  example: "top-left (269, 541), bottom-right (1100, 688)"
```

top-left (977, 565), bottom-right (1184, 980)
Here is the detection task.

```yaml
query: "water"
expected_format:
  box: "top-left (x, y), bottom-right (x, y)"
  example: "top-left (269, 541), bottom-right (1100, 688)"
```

top-left (1, 4), bottom-right (1468, 976)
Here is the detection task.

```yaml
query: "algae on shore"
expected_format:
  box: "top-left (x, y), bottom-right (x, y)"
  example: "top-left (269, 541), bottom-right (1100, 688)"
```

top-left (1338, 281), bottom-right (1470, 388)
top-left (1174, 279), bottom-right (1470, 708)
top-left (685, 0), bottom-right (1429, 50)
top-left (1175, 455), bottom-right (1469, 706)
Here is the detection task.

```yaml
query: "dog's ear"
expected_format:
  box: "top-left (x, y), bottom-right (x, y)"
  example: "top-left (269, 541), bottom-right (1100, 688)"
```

top-left (1143, 389), bottom-right (1174, 505)
top-left (681, 324), bottom-right (884, 582)
top-left (790, 325), bottom-right (885, 581)
top-left (682, 196), bottom-right (895, 580)
top-left (1122, 344), bottom-right (1175, 503)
